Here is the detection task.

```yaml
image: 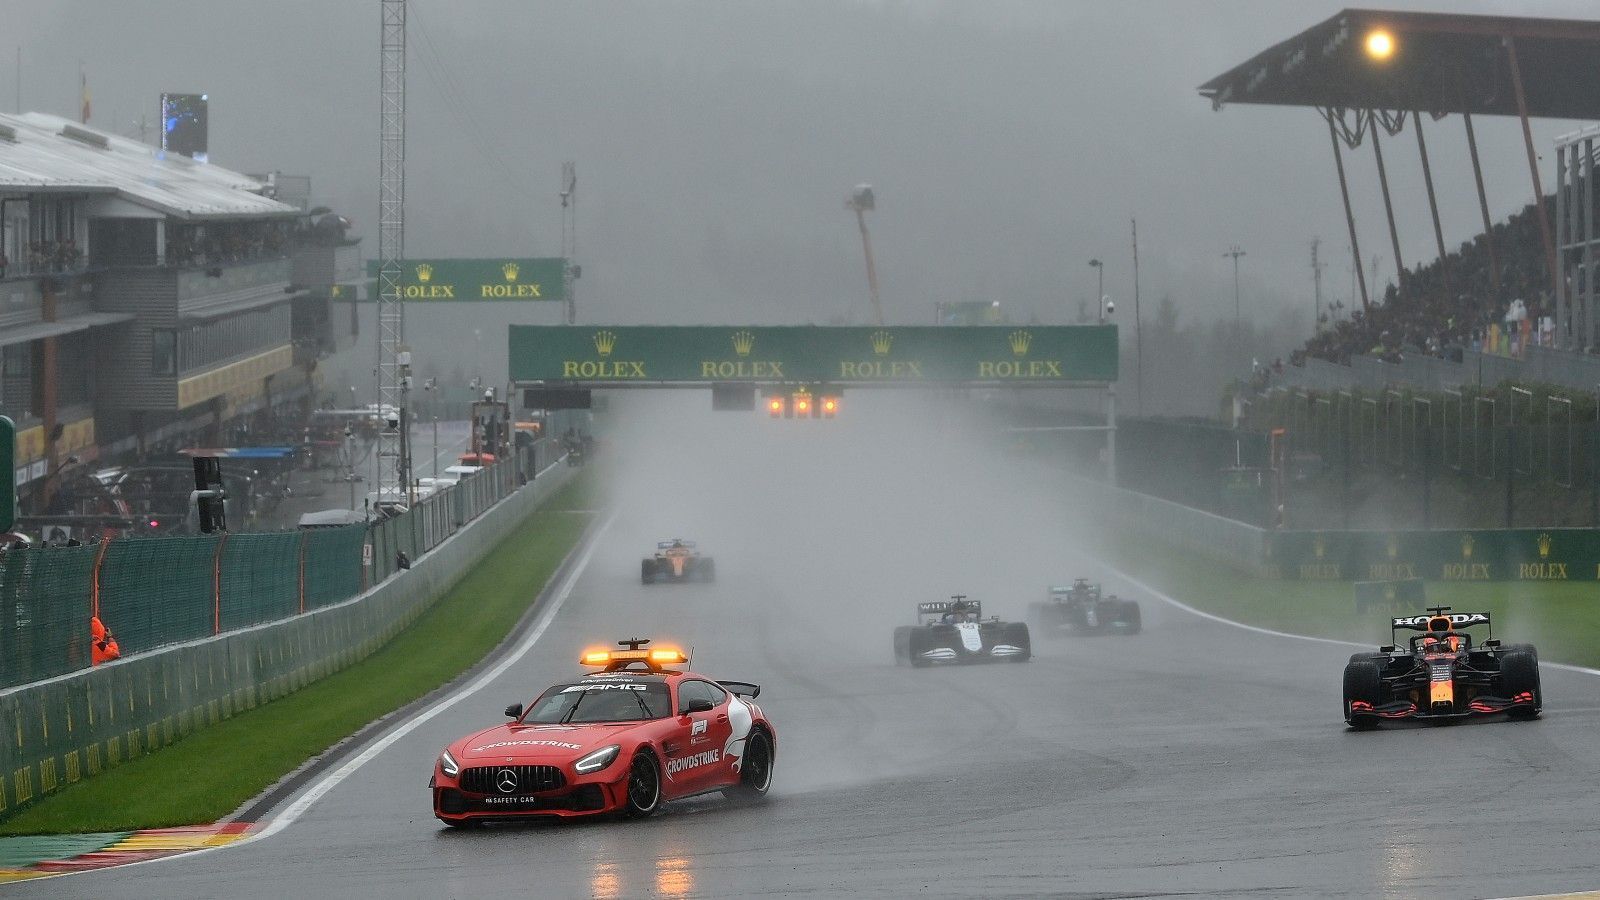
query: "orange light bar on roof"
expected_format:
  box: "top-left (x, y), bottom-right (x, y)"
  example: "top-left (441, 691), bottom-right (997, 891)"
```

top-left (649, 648), bottom-right (689, 664)
top-left (581, 649), bottom-right (612, 666)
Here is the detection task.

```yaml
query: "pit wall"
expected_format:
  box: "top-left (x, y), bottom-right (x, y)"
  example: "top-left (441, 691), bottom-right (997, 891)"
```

top-left (0, 461), bottom-right (576, 819)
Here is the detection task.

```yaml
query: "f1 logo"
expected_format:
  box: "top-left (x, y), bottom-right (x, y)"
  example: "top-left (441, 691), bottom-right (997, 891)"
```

top-left (691, 719), bottom-right (707, 736)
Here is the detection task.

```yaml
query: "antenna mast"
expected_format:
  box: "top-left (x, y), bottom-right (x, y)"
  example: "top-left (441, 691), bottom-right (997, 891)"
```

top-left (377, 0), bottom-right (411, 503)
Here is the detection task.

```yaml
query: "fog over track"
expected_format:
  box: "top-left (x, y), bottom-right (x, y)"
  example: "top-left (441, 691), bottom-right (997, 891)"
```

top-left (20, 393), bottom-right (1600, 899)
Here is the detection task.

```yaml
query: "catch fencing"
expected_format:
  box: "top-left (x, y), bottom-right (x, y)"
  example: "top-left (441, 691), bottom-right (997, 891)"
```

top-left (1248, 384), bottom-right (1600, 492)
top-left (0, 447), bottom-right (540, 692)
top-left (0, 452), bottom-right (577, 820)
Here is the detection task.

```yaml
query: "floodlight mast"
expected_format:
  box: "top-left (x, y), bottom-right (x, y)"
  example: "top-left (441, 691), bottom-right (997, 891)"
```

top-left (377, 0), bottom-right (411, 504)
top-left (846, 185), bottom-right (883, 326)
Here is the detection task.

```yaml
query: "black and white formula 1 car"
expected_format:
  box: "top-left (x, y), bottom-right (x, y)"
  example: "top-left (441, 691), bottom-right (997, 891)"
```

top-left (641, 539), bottom-right (716, 585)
top-left (1343, 606), bottom-right (1541, 728)
top-left (1029, 579), bottom-right (1141, 636)
top-left (893, 596), bottom-right (1030, 667)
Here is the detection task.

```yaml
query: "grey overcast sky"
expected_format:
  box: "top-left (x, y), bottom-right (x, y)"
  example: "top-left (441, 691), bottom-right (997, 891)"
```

top-left (3, 0), bottom-right (1594, 329)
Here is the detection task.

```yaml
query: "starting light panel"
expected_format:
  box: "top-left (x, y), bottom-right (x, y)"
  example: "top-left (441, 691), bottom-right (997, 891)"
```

top-left (759, 386), bottom-right (841, 419)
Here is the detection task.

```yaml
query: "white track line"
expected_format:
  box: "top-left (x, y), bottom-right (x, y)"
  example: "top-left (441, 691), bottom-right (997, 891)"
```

top-left (29, 513), bottom-right (615, 881)
top-left (251, 512), bottom-right (615, 841)
top-left (1101, 562), bottom-right (1600, 678)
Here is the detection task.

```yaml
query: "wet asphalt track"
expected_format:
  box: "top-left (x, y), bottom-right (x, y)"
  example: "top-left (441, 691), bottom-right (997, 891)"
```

top-left (17, 400), bottom-right (1600, 900)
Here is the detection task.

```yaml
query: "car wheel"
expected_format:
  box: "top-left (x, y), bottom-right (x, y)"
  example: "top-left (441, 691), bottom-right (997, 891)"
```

top-left (728, 728), bottom-right (774, 801)
top-left (1002, 622), bottom-right (1031, 662)
top-left (623, 751), bottom-right (662, 818)
top-left (1343, 659), bottom-right (1382, 729)
top-left (1500, 647), bottom-right (1541, 719)
top-left (1121, 602), bottom-right (1142, 635)
top-left (700, 559), bottom-right (716, 583)
top-left (640, 560), bottom-right (654, 585)
top-left (907, 629), bottom-right (933, 668)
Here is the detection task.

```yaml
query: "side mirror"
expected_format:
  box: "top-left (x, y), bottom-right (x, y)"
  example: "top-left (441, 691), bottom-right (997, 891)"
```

top-left (682, 698), bottom-right (714, 714)
top-left (504, 703), bottom-right (523, 719)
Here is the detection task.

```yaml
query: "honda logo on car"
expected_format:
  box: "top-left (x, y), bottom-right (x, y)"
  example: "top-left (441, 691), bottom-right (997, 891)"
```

top-left (667, 750), bottom-right (720, 776)
top-left (1392, 613), bottom-right (1489, 627)
top-left (470, 739), bottom-right (583, 752)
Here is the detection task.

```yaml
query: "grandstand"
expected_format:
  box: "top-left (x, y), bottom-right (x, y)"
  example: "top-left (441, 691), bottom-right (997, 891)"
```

top-left (1201, 8), bottom-right (1600, 396)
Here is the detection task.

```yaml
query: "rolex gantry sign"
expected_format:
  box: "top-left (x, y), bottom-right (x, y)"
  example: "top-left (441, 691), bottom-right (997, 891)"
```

top-left (509, 325), bottom-right (1118, 385)
top-left (364, 258), bottom-right (566, 302)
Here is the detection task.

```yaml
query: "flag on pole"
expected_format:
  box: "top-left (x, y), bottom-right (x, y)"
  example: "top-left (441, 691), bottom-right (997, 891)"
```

top-left (79, 66), bottom-right (90, 124)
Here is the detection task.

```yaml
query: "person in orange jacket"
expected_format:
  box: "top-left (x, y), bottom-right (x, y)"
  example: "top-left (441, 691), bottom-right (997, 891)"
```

top-left (91, 616), bottom-right (120, 665)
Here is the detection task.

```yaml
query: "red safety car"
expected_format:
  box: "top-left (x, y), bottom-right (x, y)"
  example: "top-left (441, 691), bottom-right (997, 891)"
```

top-left (430, 639), bottom-right (776, 827)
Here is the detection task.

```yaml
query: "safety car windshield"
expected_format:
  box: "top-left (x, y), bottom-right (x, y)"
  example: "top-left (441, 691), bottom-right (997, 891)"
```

top-left (524, 681), bottom-right (672, 723)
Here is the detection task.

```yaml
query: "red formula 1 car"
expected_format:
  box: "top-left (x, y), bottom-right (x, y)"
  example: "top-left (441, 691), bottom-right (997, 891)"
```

top-left (431, 639), bottom-right (775, 827)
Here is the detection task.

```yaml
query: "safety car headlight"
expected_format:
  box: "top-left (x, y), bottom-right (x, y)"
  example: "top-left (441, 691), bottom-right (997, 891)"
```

top-left (574, 745), bottom-right (620, 774)
top-left (439, 749), bottom-right (460, 777)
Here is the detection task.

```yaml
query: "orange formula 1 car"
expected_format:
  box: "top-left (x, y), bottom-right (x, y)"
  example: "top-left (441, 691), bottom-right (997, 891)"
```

top-left (641, 539), bottom-right (715, 584)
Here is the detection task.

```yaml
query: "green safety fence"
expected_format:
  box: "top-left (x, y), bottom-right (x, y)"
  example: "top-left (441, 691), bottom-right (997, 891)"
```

top-left (303, 525), bottom-right (365, 609)
top-left (0, 457), bottom-right (573, 820)
top-left (0, 545), bottom-right (99, 687)
top-left (97, 535), bottom-right (223, 656)
top-left (0, 456), bottom-right (537, 693)
top-left (218, 532), bottom-right (302, 631)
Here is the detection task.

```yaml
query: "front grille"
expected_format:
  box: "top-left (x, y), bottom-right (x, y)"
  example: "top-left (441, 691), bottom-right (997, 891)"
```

top-left (460, 765), bottom-right (567, 795)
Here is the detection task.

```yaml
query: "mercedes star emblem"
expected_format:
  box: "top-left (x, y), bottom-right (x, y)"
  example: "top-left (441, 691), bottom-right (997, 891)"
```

top-left (496, 768), bottom-right (519, 793)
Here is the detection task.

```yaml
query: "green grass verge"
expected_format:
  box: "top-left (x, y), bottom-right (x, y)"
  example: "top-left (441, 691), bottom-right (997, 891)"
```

top-left (1079, 526), bottom-right (1600, 668)
top-left (0, 473), bottom-right (595, 835)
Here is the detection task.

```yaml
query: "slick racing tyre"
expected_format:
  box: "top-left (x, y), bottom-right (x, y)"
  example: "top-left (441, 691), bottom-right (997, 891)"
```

top-left (640, 560), bottom-right (655, 585)
top-left (698, 558), bottom-right (716, 583)
top-left (1499, 646), bottom-right (1542, 719)
top-left (1343, 659), bottom-right (1382, 729)
top-left (623, 751), bottom-right (663, 819)
top-left (727, 728), bottom-right (774, 802)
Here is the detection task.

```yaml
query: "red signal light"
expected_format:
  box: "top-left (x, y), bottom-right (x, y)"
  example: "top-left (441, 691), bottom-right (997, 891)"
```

top-left (795, 397), bottom-right (811, 415)
top-left (821, 397), bottom-right (838, 418)
top-left (767, 397), bottom-right (784, 418)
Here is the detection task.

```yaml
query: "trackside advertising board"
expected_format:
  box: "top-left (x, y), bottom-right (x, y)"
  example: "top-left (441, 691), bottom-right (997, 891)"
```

top-left (365, 258), bottom-right (566, 302)
top-left (508, 326), bottom-right (1118, 385)
top-left (1266, 528), bottom-right (1600, 582)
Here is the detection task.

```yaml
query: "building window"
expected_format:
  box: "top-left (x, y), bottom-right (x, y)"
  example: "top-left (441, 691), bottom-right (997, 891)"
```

top-left (152, 329), bottom-right (177, 376)
top-left (1, 343), bottom-right (32, 419)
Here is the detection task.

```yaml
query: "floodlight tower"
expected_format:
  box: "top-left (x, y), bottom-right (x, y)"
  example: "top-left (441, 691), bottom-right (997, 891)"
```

top-left (561, 161), bottom-right (577, 325)
top-left (376, 0), bottom-right (411, 502)
top-left (846, 184), bottom-right (883, 326)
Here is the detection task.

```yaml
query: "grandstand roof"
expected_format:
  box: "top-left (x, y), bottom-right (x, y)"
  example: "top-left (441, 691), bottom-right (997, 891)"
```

top-left (0, 112), bottom-right (296, 220)
top-left (1198, 8), bottom-right (1600, 121)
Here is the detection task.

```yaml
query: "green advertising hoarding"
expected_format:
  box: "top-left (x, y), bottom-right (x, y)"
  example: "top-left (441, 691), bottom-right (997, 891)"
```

top-left (364, 258), bottom-right (566, 302)
top-left (508, 325), bottom-right (1118, 385)
top-left (1265, 528), bottom-right (1600, 582)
